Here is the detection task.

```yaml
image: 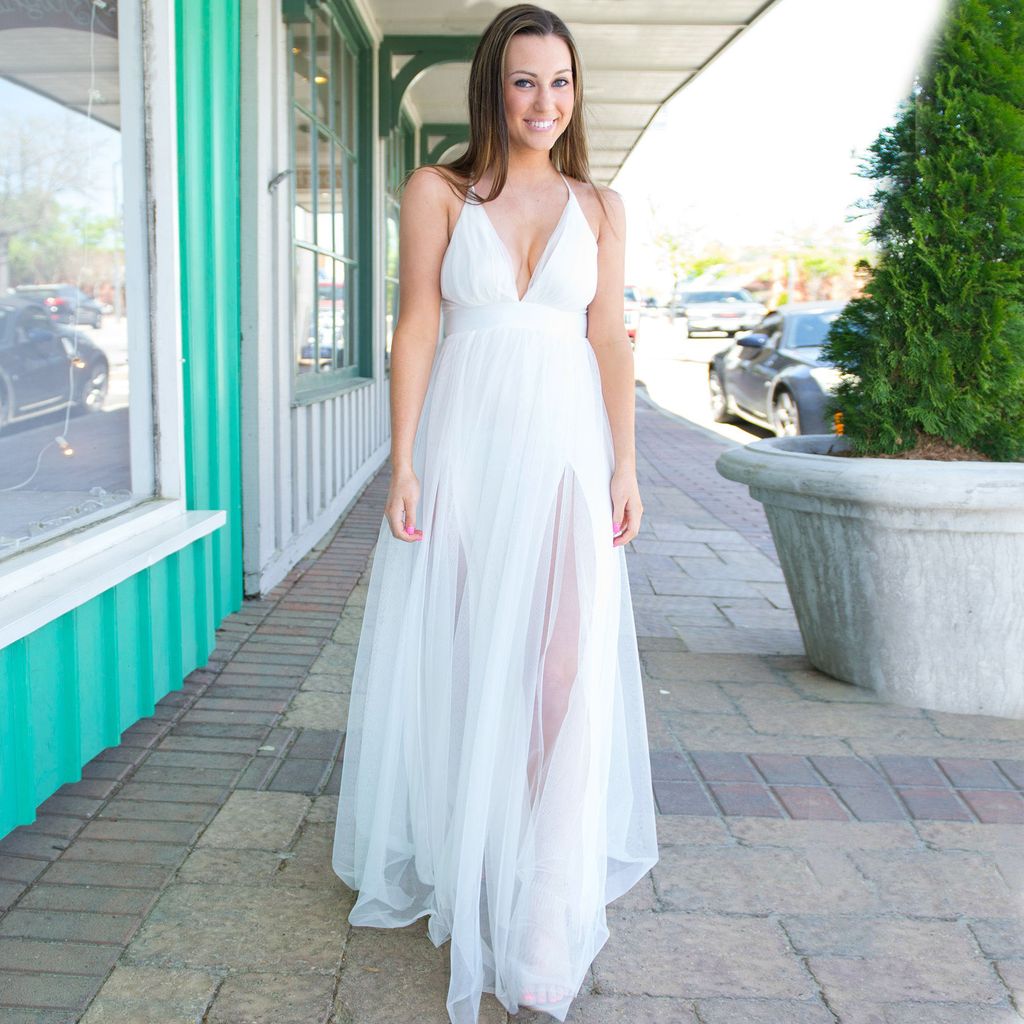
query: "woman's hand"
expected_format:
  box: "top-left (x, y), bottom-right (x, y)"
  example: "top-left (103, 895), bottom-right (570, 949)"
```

top-left (386, 466), bottom-right (424, 542)
top-left (610, 467), bottom-right (642, 547)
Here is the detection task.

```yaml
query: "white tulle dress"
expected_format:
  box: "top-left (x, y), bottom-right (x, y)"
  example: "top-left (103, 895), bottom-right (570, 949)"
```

top-left (332, 170), bottom-right (659, 1023)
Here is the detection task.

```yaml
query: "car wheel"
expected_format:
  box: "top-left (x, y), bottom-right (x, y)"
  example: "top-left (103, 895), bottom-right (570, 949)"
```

top-left (709, 368), bottom-right (739, 424)
top-left (771, 389), bottom-right (801, 435)
top-left (75, 362), bottom-right (109, 414)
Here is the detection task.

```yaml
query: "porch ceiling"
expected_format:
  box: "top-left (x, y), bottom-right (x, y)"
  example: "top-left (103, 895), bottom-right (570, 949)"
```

top-left (370, 0), bottom-right (783, 183)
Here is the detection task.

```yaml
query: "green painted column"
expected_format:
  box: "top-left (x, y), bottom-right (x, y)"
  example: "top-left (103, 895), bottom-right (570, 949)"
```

top-left (0, 1), bottom-right (244, 839)
top-left (176, 0), bottom-right (244, 618)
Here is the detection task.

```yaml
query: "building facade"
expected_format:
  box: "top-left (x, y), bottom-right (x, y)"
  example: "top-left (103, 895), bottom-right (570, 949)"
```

top-left (0, 0), bottom-right (425, 839)
top-left (0, 0), bottom-right (779, 839)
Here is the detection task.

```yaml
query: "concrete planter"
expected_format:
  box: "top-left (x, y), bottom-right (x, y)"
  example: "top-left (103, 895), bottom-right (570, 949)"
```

top-left (715, 434), bottom-right (1024, 719)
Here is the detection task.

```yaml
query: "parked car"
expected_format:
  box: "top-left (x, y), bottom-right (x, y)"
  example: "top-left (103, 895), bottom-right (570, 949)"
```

top-left (12, 283), bottom-right (104, 329)
top-left (673, 287), bottom-right (766, 337)
top-left (0, 297), bottom-right (109, 435)
top-left (297, 282), bottom-right (347, 369)
top-left (624, 284), bottom-right (641, 346)
top-left (707, 301), bottom-right (848, 436)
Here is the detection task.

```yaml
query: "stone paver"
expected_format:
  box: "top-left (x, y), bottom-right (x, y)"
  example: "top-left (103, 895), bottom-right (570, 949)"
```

top-left (1, 377), bottom-right (1021, 1023)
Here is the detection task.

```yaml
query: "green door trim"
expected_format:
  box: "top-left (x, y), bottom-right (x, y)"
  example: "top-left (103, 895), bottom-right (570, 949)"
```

top-left (379, 35), bottom-right (478, 137)
top-left (419, 122), bottom-right (470, 167)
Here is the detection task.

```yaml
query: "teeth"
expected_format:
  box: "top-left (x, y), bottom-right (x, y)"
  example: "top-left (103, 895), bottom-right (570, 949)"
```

top-left (526, 119), bottom-right (555, 128)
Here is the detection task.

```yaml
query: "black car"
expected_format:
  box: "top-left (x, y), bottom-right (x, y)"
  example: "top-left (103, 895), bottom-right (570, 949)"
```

top-left (13, 283), bottom-right (104, 329)
top-left (707, 301), bottom-right (848, 436)
top-left (0, 297), bottom-right (109, 435)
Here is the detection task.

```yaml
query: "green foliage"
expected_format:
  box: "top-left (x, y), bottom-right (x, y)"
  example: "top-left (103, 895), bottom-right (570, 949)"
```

top-left (820, 0), bottom-right (1024, 460)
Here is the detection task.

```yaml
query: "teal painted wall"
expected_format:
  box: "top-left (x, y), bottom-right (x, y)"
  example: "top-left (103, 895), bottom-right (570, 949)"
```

top-left (0, 0), bottom-right (243, 839)
top-left (178, 0), bottom-right (243, 615)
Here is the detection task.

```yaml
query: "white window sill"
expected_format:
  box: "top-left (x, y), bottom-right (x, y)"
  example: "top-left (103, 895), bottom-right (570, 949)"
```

top-left (0, 499), bottom-right (226, 649)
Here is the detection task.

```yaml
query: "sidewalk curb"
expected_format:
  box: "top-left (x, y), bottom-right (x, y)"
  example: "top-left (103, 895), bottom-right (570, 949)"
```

top-left (634, 379), bottom-right (743, 451)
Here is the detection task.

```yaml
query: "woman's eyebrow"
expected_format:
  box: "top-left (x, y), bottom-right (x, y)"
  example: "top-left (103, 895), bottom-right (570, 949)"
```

top-left (508, 68), bottom-right (573, 76)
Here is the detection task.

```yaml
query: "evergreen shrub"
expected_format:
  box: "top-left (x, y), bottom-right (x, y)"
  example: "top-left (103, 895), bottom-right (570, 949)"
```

top-left (821, 0), bottom-right (1024, 461)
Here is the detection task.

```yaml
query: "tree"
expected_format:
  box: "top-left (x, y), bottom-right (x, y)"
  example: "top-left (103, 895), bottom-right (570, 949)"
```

top-left (820, 0), bottom-right (1024, 460)
top-left (0, 115), bottom-right (97, 292)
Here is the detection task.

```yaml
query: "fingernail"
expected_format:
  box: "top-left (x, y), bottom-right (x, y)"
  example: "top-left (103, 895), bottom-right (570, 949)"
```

top-left (612, 521), bottom-right (621, 531)
top-left (405, 525), bottom-right (413, 535)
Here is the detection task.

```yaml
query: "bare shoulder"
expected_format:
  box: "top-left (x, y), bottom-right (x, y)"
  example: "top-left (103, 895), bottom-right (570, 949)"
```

top-left (402, 165), bottom-right (467, 237)
top-left (595, 184), bottom-right (625, 234)
top-left (565, 177), bottom-right (624, 242)
top-left (403, 164), bottom-right (461, 204)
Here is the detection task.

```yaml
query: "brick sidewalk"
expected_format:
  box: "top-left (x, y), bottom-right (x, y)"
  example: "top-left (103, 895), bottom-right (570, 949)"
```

top-left (0, 387), bottom-right (1022, 1023)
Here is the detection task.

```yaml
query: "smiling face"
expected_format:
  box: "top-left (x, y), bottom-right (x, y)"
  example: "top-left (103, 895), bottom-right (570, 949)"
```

top-left (502, 31), bottom-right (575, 153)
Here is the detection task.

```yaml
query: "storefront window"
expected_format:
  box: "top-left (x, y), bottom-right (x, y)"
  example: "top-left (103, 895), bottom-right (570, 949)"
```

top-left (0, 1), bottom-right (146, 561)
top-left (289, 5), bottom-right (362, 385)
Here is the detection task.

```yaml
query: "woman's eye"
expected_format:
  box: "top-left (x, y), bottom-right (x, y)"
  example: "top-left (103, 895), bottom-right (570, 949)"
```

top-left (512, 78), bottom-right (571, 88)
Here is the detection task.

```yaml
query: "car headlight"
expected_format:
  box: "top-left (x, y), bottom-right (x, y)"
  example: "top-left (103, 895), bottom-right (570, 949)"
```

top-left (809, 366), bottom-right (843, 392)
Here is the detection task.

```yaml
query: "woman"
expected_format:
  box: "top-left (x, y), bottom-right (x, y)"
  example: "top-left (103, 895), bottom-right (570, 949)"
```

top-left (332, 5), bottom-right (659, 1021)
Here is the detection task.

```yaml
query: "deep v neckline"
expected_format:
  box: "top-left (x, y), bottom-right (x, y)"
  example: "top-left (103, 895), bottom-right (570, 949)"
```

top-left (472, 173), bottom-right (574, 303)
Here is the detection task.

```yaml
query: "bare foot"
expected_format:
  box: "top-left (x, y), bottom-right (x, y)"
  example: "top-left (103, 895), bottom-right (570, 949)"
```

top-left (518, 914), bottom-right (575, 1013)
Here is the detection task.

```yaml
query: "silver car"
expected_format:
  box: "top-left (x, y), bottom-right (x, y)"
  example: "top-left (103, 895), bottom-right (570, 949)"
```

top-left (673, 288), bottom-right (767, 338)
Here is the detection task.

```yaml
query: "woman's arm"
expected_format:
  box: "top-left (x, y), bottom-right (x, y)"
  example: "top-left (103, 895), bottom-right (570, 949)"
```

top-left (385, 165), bottom-right (451, 541)
top-left (586, 185), bottom-right (643, 547)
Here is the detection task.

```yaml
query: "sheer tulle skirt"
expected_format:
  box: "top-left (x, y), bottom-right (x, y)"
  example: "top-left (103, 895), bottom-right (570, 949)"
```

top-left (332, 325), bottom-right (659, 1023)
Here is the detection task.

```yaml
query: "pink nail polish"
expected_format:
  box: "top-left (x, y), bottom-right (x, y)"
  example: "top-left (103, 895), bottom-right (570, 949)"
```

top-left (613, 521), bottom-right (621, 531)
top-left (405, 525), bottom-right (413, 535)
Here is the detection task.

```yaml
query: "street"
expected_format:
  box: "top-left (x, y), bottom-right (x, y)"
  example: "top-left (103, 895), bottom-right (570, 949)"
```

top-left (632, 309), bottom-right (774, 446)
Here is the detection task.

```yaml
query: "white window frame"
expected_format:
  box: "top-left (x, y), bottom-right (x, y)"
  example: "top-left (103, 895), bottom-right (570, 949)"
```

top-left (0, 0), bottom-right (224, 650)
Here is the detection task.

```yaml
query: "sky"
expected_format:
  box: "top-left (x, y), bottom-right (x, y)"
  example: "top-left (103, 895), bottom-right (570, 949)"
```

top-left (2, 0), bottom-right (950, 296)
top-left (611, 0), bottom-right (950, 293)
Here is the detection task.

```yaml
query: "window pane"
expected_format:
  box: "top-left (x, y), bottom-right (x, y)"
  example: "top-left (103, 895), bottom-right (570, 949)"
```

top-left (291, 21), bottom-right (311, 113)
top-left (293, 111), bottom-right (314, 243)
top-left (343, 154), bottom-right (356, 258)
top-left (294, 248), bottom-right (317, 375)
top-left (384, 277), bottom-right (397, 374)
top-left (332, 259), bottom-right (348, 369)
top-left (333, 143), bottom-right (345, 259)
top-left (344, 38), bottom-right (357, 153)
top-left (0, 4), bottom-right (140, 559)
top-left (385, 203), bottom-right (399, 281)
top-left (316, 128), bottom-right (332, 251)
top-left (315, 253), bottom-right (334, 370)
top-left (313, 10), bottom-right (331, 123)
top-left (331, 32), bottom-right (345, 140)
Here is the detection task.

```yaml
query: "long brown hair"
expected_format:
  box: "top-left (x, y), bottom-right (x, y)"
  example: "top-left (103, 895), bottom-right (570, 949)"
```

top-left (404, 4), bottom-right (608, 221)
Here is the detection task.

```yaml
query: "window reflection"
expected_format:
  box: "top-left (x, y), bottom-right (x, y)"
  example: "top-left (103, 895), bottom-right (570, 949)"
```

top-left (294, 248), bottom-right (316, 374)
top-left (289, 11), bottom-right (359, 383)
top-left (294, 112), bottom-right (314, 244)
top-left (0, 3), bottom-right (136, 560)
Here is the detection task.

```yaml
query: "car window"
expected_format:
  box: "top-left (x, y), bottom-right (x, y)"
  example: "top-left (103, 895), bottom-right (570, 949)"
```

top-left (755, 315), bottom-right (783, 344)
top-left (21, 310), bottom-right (54, 334)
top-left (785, 310), bottom-right (844, 348)
top-left (624, 287), bottom-right (639, 302)
top-left (680, 290), bottom-right (752, 303)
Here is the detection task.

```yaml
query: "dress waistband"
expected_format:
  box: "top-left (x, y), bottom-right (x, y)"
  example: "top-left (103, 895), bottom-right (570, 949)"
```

top-left (442, 301), bottom-right (588, 339)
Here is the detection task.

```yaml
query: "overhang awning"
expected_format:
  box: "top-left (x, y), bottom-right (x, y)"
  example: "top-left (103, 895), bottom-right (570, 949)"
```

top-left (0, 7), bottom-right (120, 131)
top-left (369, 0), bottom-right (783, 183)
